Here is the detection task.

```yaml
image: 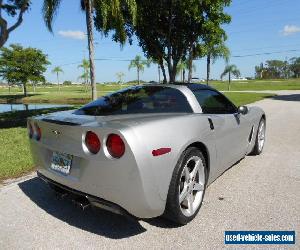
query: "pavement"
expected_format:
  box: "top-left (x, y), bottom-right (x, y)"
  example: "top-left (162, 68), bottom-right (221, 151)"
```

top-left (0, 91), bottom-right (299, 249)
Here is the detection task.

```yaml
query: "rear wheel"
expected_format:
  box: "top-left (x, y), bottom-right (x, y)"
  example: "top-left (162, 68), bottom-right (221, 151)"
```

top-left (164, 147), bottom-right (207, 225)
top-left (251, 118), bottom-right (266, 155)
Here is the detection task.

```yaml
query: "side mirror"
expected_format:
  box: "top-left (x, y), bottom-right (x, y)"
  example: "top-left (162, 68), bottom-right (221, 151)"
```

top-left (238, 105), bottom-right (249, 115)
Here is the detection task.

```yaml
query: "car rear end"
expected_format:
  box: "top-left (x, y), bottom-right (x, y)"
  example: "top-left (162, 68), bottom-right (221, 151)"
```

top-left (28, 112), bottom-right (167, 218)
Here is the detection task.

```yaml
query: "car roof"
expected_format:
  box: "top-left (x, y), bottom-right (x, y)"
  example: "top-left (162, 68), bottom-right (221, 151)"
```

top-left (177, 83), bottom-right (215, 91)
top-left (142, 82), bottom-right (216, 91)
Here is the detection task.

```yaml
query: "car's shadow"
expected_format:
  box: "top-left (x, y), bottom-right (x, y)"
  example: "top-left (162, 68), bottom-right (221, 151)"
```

top-left (270, 93), bottom-right (300, 102)
top-left (18, 177), bottom-right (178, 239)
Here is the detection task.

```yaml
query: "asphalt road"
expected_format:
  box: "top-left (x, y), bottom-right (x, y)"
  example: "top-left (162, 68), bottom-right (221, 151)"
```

top-left (0, 91), bottom-right (299, 249)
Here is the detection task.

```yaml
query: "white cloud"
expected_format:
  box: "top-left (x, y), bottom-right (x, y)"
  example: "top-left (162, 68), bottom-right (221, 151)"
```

top-left (281, 25), bottom-right (300, 36)
top-left (58, 30), bottom-right (86, 40)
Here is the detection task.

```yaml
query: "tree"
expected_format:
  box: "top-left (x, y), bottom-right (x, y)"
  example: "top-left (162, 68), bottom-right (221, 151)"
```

top-left (255, 63), bottom-right (265, 79)
top-left (116, 71), bottom-right (125, 84)
top-left (78, 59), bottom-right (90, 91)
top-left (42, 0), bottom-right (136, 101)
top-left (206, 43), bottom-right (230, 85)
top-left (265, 60), bottom-right (287, 79)
top-left (78, 72), bottom-right (89, 92)
top-left (255, 60), bottom-right (292, 79)
top-left (128, 55), bottom-right (150, 84)
top-left (99, 0), bottom-right (231, 83)
top-left (63, 80), bottom-right (72, 85)
top-left (0, 0), bottom-right (30, 47)
top-left (289, 57), bottom-right (300, 78)
top-left (176, 60), bottom-right (187, 82)
top-left (148, 57), bottom-right (165, 83)
top-left (0, 44), bottom-right (50, 96)
top-left (51, 66), bottom-right (63, 91)
top-left (220, 64), bottom-right (240, 91)
top-left (78, 59), bottom-right (90, 83)
top-left (176, 60), bottom-right (196, 82)
top-left (254, 59), bottom-right (300, 79)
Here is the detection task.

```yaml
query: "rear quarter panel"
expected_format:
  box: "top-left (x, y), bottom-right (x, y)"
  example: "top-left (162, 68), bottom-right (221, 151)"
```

top-left (127, 114), bottom-right (217, 202)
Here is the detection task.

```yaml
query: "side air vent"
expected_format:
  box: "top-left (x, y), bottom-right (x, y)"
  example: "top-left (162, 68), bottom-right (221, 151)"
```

top-left (248, 126), bottom-right (254, 142)
top-left (42, 119), bottom-right (79, 126)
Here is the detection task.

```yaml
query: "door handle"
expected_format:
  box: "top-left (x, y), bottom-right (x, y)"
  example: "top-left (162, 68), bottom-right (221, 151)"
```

top-left (208, 118), bottom-right (214, 130)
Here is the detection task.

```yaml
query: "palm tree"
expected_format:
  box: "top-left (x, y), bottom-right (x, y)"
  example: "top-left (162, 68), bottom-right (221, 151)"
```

top-left (149, 57), bottom-right (165, 83)
top-left (78, 59), bottom-right (90, 91)
top-left (176, 60), bottom-right (196, 82)
top-left (51, 66), bottom-right (64, 91)
top-left (116, 72), bottom-right (125, 84)
top-left (220, 64), bottom-right (240, 91)
top-left (206, 43), bottom-right (230, 85)
top-left (128, 55), bottom-right (151, 84)
top-left (176, 60), bottom-right (187, 82)
top-left (42, 0), bottom-right (137, 101)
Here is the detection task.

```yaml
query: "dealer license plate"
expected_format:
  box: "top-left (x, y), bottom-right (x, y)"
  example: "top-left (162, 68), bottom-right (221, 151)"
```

top-left (50, 152), bottom-right (73, 174)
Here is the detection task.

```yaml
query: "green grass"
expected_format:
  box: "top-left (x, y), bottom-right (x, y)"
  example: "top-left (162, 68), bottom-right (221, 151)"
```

top-left (223, 92), bottom-right (274, 106)
top-left (209, 79), bottom-right (300, 91)
top-left (0, 106), bottom-right (74, 180)
top-left (0, 84), bottom-right (132, 105)
top-left (0, 127), bottom-right (33, 180)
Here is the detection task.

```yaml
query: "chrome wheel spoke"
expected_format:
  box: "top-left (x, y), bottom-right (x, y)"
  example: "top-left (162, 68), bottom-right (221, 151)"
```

top-left (258, 121), bottom-right (265, 151)
top-left (193, 182), bottom-right (204, 191)
top-left (184, 165), bottom-right (190, 178)
top-left (190, 160), bottom-right (200, 180)
top-left (187, 193), bottom-right (194, 214)
top-left (179, 186), bottom-right (188, 203)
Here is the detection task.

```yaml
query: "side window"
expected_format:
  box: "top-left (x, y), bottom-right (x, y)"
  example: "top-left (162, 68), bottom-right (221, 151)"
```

top-left (193, 89), bottom-right (237, 114)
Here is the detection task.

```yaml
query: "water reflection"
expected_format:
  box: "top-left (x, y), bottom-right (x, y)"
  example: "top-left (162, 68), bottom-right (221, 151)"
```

top-left (0, 104), bottom-right (70, 113)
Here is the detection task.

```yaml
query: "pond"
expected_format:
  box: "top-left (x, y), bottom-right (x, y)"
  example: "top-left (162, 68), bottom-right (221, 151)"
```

top-left (0, 104), bottom-right (71, 114)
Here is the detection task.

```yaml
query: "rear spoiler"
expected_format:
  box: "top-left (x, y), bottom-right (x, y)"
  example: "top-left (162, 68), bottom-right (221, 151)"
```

top-left (41, 118), bottom-right (79, 126)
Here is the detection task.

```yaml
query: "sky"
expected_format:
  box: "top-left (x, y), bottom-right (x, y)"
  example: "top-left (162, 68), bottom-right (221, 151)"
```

top-left (5, 0), bottom-right (300, 83)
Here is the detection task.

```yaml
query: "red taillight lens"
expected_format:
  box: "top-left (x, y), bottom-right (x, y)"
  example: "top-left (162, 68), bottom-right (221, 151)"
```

top-left (85, 131), bottom-right (101, 154)
top-left (34, 123), bottom-right (42, 141)
top-left (106, 134), bottom-right (125, 158)
top-left (28, 122), bottom-right (33, 139)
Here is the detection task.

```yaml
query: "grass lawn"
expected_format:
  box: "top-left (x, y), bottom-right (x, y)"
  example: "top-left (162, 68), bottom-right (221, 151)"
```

top-left (0, 127), bottom-right (33, 180)
top-left (223, 92), bottom-right (274, 106)
top-left (210, 79), bottom-right (300, 91)
top-left (0, 86), bottom-right (129, 105)
top-left (0, 107), bottom-right (74, 180)
top-left (0, 91), bottom-right (275, 181)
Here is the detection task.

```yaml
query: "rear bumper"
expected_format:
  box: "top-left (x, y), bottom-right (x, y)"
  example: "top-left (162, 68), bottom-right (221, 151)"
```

top-left (30, 137), bottom-right (166, 218)
top-left (37, 171), bottom-right (135, 218)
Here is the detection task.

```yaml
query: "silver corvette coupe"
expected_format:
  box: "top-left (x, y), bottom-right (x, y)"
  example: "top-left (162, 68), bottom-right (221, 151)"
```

top-left (28, 83), bottom-right (266, 225)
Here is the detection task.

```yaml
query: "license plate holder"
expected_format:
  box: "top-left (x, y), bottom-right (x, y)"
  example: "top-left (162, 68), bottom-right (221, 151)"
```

top-left (50, 152), bottom-right (73, 174)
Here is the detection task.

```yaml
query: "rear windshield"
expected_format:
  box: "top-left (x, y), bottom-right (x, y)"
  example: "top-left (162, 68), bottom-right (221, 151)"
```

top-left (75, 86), bottom-right (193, 116)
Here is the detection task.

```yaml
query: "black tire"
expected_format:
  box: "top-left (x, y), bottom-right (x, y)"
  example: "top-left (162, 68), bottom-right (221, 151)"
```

top-left (164, 147), bottom-right (207, 225)
top-left (250, 117), bottom-right (266, 155)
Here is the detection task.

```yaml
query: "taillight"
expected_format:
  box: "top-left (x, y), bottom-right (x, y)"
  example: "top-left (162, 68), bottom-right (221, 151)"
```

top-left (34, 123), bottom-right (42, 141)
top-left (85, 131), bottom-right (101, 154)
top-left (28, 122), bottom-right (33, 139)
top-left (106, 134), bottom-right (125, 158)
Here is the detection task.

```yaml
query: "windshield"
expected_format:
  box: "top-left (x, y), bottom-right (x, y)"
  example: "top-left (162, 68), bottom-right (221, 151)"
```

top-left (75, 86), bottom-right (193, 116)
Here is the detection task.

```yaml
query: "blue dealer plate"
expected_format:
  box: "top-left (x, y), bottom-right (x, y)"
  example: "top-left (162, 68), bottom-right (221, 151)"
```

top-left (50, 152), bottom-right (73, 174)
